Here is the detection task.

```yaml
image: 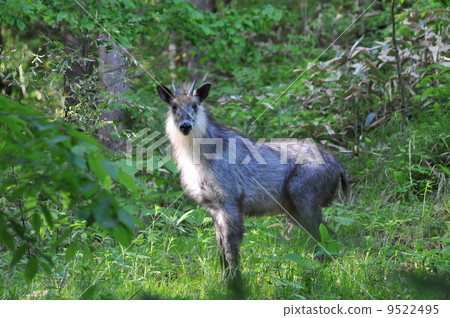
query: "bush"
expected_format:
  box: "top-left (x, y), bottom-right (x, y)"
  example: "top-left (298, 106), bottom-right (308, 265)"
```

top-left (0, 95), bottom-right (136, 281)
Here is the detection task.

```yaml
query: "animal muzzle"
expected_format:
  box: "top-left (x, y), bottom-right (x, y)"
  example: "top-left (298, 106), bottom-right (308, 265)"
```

top-left (179, 122), bottom-right (192, 135)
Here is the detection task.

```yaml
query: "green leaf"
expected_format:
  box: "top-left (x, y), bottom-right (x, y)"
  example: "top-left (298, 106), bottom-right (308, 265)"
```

top-left (284, 253), bottom-right (320, 269)
top-left (115, 159), bottom-right (139, 175)
top-left (71, 145), bottom-right (88, 156)
top-left (438, 164), bottom-right (450, 177)
top-left (31, 213), bottom-right (41, 233)
top-left (164, 160), bottom-right (178, 174)
top-left (319, 224), bottom-right (331, 242)
top-left (82, 21), bottom-right (94, 31)
top-left (41, 206), bottom-right (54, 229)
top-left (16, 19), bottom-right (26, 30)
top-left (10, 245), bottom-right (27, 268)
top-left (69, 129), bottom-right (99, 147)
top-left (78, 183), bottom-right (97, 197)
top-left (24, 256), bottom-right (39, 283)
top-left (61, 191), bottom-right (71, 210)
top-left (25, 190), bottom-right (38, 210)
top-left (275, 279), bottom-right (304, 290)
top-left (118, 209), bottom-right (134, 229)
top-left (88, 153), bottom-right (112, 189)
top-left (112, 224), bottom-right (132, 247)
top-left (101, 160), bottom-right (119, 179)
top-left (0, 228), bottom-right (15, 250)
top-left (176, 209), bottom-right (194, 226)
top-left (32, 121), bottom-right (54, 131)
top-left (262, 5), bottom-right (282, 22)
top-left (56, 12), bottom-right (66, 23)
top-left (118, 35), bottom-right (133, 48)
top-left (325, 241), bottom-right (343, 255)
top-left (65, 242), bottom-right (79, 262)
top-left (93, 197), bottom-right (117, 229)
top-left (82, 245), bottom-right (94, 264)
top-left (75, 208), bottom-right (90, 220)
top-left (72, 154), bottom-right (87, 169)
top-left (117, 169), bottom-right (137, 193)
top-left (39, 260), bottom-right (52, 275)
top-left (80, 285), bottom-right (96, 300)
top-left (46, 135), bottom-right (70, 144)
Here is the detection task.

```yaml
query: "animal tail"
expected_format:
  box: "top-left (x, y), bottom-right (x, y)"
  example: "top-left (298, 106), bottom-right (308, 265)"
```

top-left (340, 168), bottom-right (350, 196)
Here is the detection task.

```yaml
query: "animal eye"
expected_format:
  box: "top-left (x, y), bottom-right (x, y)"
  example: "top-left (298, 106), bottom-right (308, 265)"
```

top-left (172, 105), bottom-right (177, 111)
top-left (193, 104), bottom-right (198, 110)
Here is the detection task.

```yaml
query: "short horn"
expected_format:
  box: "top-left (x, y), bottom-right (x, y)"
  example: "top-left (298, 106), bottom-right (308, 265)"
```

top-left (188, 80), bottom-right (197, 96)
top-left (172, 82), bottom-right (181, 96)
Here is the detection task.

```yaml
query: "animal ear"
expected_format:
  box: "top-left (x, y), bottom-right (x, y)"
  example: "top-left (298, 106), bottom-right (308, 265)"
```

top-left (156, 85), bottom-right (174, 104)
top-left (195, 82), bottom-right (211, 104)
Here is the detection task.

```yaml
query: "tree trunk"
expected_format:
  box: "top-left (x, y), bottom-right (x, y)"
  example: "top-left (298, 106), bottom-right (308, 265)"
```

top-left (62, 31), bottom-right (130, 151)
top-left (61, 32), bottom-right (96, 117)
top-left (186, 0), bottom-right (216, 81)
top-left (189, 0), bottom-right (216, 11)
top-left (97, 36), bottom-right (131, 151)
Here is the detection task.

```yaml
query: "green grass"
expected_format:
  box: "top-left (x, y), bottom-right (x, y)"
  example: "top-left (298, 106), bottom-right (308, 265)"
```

top-left (2, 185), bottom-right (448, 300)
top-left (0, 0), bottom-right (448, 301)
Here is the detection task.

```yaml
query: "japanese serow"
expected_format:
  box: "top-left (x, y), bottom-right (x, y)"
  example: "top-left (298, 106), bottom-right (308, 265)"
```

top-left (157, 81), bottom-right (348, 277)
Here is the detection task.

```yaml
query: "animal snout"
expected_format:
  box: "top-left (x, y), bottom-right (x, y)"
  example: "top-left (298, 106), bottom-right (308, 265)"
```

top-left (179, 122), bottom-right (192, 135)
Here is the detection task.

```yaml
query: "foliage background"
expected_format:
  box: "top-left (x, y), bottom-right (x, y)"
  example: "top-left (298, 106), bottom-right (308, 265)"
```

top-left (0, 0), bottom-right (448, 299)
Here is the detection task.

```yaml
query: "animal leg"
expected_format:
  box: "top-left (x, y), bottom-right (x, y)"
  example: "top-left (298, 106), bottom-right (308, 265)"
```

top-left (212, 209), bottom-right (244, 278)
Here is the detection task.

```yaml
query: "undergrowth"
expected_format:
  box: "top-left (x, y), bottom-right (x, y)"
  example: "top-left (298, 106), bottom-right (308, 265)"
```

top-left (1, 1), bottom-right (448, 300)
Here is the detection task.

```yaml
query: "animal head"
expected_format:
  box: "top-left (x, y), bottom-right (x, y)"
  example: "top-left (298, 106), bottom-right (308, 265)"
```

top-left (157, 81), bottom-right (211, 136)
